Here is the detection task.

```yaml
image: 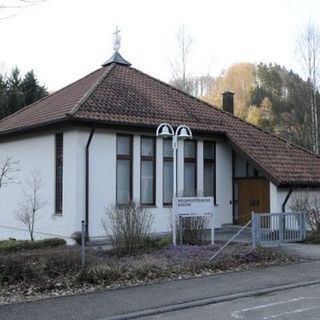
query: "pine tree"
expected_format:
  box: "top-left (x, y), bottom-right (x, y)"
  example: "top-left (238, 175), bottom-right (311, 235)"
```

top-left (21, 70), bottom-right (47, 106)
top-left (0, 67), bottom-right (48, 120)
top-left (0, 75), bottom-right (8, 118)
top-left (6, 67), bottom-right (24, 115)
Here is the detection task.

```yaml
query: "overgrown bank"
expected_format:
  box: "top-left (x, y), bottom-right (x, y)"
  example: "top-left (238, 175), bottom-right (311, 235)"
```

top-left (0, 243), bottom-right (302, 305)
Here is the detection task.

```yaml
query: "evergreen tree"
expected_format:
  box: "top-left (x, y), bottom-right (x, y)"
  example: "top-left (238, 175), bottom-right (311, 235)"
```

top-left (0, 67), bottom-right (48, 120)
top-left (21, 70), bottom-right (47, 106)
top-left (0, 75), bottom-right (8, 119)
top-left (6, 67), bottom-right (24, 115)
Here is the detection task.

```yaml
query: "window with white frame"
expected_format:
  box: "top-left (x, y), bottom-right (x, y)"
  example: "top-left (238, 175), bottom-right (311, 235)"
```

top-left (184, 140), bottom-right (197, 197)
top-left (141, 136), bottom-right (156, 205)
top-left (203, 141), bottom-right (216, 199)
top-left (116, 135), bottom-right (133, 205)
top-left (163, 139), bottom-right (173, 205)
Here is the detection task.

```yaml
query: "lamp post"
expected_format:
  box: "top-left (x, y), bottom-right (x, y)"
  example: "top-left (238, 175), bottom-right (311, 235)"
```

top-left (156, 123), bottom-right (192, 245)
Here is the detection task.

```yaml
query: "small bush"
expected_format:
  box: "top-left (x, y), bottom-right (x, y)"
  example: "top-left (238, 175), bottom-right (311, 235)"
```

top-left (304, 231), bottom-right (320, 244)
top-left (71, 231), bottom-right (82, 245)
top-left (0, 238), bottom-right (66, 253)
top-left (0, 247), bottom-right (81, 285)
top-left (177, 217), bottom-right (208, 245)
top-left (102, 201), bottom-right (153, 255)
top-left (290, 193), bottom-right (320, 233)
top-left (145, 236), bottom-right (172, 250)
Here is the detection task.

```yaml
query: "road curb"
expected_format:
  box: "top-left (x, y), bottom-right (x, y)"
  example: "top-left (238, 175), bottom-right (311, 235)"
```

top-left (102, 279), bottom-right (320, 320)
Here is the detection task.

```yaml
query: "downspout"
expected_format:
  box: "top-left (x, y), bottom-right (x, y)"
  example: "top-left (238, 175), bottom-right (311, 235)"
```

top-left (282, 188), bottom-right (293, 213)
top-left (85, 126), bottom-right (95, 240)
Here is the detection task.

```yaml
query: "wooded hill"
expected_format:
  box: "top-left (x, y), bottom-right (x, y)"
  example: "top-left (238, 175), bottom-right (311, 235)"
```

top-left (202, 62), bottom-right (319, 152)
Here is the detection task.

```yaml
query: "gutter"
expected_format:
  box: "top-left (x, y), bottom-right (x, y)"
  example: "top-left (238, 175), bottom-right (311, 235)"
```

top-left (282, 188), bottom-right (293, 213)
top-left (85, 126), bottom-right (95, 240)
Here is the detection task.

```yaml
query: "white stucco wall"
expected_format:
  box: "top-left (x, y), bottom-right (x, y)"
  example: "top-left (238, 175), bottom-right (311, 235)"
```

top-left (0, 131), bottom-right (80, 242)
top-left (215, 141), bottom-right (233, 227)
top-left (0, 128), bottom-right (235, 241)
top-left (270, 182), bottom-right (320, 213)
top-left (81, 130), bottom-right (234, 237)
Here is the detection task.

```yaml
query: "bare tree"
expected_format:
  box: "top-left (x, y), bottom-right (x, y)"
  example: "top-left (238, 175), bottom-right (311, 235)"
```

top-left (169, 25), bottom-right (194, 94)
top-left (296, 20), bottom-right (320, 154)
top-left (0, 0), bottom-right (47, 20)
top-left (15, 171), bottom-right (47, 241)
top-left (0, 156), bottom-right (19, 189)
top-left (290, 193), bottom-right (320, 234)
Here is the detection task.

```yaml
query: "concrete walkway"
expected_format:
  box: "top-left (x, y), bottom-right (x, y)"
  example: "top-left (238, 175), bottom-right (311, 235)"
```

top-left (279, 243), bottom-right (320, 260)
top-left (1, 261), bottom-right (320, 320)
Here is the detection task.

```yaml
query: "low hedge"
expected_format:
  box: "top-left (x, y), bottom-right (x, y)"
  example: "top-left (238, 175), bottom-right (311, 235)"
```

top-left (304, 232), bottom-right (320, 244)
top-left (0, 238), bottom-right (66, 253)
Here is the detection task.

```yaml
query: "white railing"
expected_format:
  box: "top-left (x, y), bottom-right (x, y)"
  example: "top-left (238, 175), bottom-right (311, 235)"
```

top-left (252, 212), bottom-right (306, 248)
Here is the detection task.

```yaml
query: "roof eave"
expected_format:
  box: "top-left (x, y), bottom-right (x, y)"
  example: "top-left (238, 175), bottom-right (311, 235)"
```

top-left (227, 136), bottom-right (282, 187)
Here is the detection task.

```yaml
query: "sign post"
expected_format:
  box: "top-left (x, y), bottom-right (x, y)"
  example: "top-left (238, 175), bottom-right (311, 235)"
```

top-left (173, 197), bottom-right (214, 245)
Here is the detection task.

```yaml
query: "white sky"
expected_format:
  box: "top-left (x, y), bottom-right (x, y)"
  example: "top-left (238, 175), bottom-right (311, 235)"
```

top-left (0, 0), bottom-right (319, 91)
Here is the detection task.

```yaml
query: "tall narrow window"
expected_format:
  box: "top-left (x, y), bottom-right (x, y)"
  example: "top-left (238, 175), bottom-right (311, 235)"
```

top-left (203, 141), bottom-right (216, 199)
top-left (55, 133), bottom-right (63, 213)
top-left (141, 136), bottom-right (156, 205)
top-left (163, 139), bottom-right (173, 205)
top-left (184, 140), bottom-right (197, 197)
top-left (116, 135), bottom-right (133, 205)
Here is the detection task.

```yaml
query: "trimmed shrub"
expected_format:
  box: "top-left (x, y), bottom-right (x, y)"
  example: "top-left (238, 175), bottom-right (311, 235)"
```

top-left (145, 236), bottom-right (171, 250)
top-left (0, 247), bottom-right (80, 285)
top-left (0, 238), bottom-right (66, 253)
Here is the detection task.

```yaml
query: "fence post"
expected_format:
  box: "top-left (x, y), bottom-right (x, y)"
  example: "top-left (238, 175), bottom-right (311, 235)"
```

top-left (81, 220), bottom-right (86, 268)
top-left (300, 212), bottom-right (306, 241)
top-left (251, 212), bottom-right (256, 249)
top-left (179, 216), bottom-right (183, 245)
top-left (279, 213), bottom-right (283, 244)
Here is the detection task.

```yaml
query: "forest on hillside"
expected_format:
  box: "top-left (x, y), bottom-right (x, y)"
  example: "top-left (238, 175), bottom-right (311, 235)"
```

top-left (0, 67), bottom-right (48, 120)
top-left (170, 23), bottom-right (320, 154)
top-left (200, 62), bottom-right (319, 152)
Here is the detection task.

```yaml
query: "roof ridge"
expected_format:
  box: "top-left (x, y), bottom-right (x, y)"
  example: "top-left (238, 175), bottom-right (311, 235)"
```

top-left (68, 64), bottom-right (116, 116)
top-left (130, 66), bottom-right (320, 160)
top-left (0, 67), bottom-right (104, 128)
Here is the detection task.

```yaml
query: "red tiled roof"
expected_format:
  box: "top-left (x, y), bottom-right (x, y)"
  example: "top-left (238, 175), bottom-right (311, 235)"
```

top-left (0, 62), bottom-right (319, 187)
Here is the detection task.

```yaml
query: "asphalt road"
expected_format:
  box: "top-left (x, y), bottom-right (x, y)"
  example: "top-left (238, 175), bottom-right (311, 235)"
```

top-left (1, 261), bottom-right (320, 320)
top-left (140, 284), bottom-right (320, 320)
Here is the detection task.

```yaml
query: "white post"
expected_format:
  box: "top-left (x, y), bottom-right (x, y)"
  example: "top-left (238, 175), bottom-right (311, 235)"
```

top-left (211, 214), bottom-right (214, 245)
top-left (172, 135), bottom-right (177, 246)
top-left (156, 123), bottom-right (192, 247)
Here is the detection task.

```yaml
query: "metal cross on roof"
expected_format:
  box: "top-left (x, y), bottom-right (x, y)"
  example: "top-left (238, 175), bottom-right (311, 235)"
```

top-left (113, 26), bottom-right (121, 52)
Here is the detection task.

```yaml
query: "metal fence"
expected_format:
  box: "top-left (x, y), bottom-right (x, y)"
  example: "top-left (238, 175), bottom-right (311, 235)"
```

top-left (252, 212), bottom-right (306, 248)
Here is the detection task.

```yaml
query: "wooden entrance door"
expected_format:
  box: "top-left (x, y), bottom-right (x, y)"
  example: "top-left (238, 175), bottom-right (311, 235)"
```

top-left (237, 178), bottom-right (270, 225)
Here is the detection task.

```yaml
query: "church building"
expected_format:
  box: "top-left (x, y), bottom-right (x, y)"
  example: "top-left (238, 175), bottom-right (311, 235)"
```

top-left (0, 50), bottom-right (320, 241)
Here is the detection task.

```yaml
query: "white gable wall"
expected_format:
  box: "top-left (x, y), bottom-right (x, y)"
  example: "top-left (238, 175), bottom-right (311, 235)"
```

top-left (0, 131), bottom-right (81, 242)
